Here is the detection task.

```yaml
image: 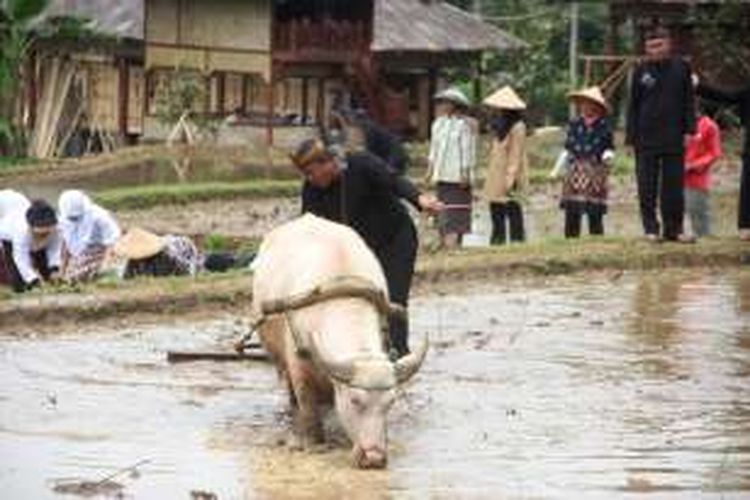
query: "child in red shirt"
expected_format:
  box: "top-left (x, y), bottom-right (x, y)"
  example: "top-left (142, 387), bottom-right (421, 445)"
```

top-left (684, 111), bottom-right (722, 237)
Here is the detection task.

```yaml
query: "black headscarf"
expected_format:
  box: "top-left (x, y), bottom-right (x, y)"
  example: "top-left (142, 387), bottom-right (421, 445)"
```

top-left (490, 110), bottom-right (524, 142)
top-left (25, 199), bottom-right (57, 227)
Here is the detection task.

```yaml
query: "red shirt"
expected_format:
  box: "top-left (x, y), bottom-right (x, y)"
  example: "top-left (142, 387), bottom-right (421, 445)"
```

top-left (684, 115), bottom-right (722, 191)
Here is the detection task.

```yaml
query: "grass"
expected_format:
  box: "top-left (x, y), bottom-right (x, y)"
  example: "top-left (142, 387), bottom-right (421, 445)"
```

top-left (94, 179), bottom-right (301, 210)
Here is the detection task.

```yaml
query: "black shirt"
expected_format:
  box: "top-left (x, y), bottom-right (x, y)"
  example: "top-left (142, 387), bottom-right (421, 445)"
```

top-left (363, 120), bottom-right (409, 175)
top-left (697, 83), bottom-right (750, 159)
top-left (626, 57), bottom-right (696, 154)
top-left (301, 152), bottom-right (420, 252)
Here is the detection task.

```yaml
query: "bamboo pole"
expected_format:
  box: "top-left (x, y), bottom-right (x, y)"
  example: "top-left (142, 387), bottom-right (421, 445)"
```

top-left (40, 60), bottom-right (75, 158)
top-left (29, 56), bottom-right (59, 157)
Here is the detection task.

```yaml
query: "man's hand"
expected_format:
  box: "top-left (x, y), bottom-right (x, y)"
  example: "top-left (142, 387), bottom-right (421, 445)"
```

top-left (418, 193), bottom-right (444, 215)
top-left (47, 270), bottom-right (62, 285)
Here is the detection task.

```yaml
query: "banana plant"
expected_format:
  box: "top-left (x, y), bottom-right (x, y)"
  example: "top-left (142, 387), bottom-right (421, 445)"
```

top-left (0, 0), bottom-right (49, 155)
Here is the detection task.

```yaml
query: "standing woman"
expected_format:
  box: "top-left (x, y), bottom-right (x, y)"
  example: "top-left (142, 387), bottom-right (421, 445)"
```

top-left (560, 86), bottom-right (615, 238)
top-left (58, 190), bottom-right (121, 282)
top-left (482, 86), bottom-right (529, 244)
top-left (427, 88), bottom-right (477, 248)
top-left (0, 200), bottom-right (62, 293)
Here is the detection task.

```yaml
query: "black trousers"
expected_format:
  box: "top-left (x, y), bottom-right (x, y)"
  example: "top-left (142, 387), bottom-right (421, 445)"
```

top-left (376, 221), bottom-right (418, 357)
top-left (564, 208), bottom-right (604, 238)
top-left (636, 151), bottom-right (685, 239)
top-left (740, 155), bottom-right (750, 230)
top-left (0, 240), bottom-right (52, 293)
top-left (489, 201), bottom-right (525, 244)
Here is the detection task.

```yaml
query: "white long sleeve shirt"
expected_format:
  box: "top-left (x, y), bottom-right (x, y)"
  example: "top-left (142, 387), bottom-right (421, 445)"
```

top-left (428, 115), bottom-right (477, 184)
top-left (0, 190), bottom-right (30, 220)
top-left (61, 204), bottom-right (121, 256)
top-left (0, 213), bottom-right (62, 284)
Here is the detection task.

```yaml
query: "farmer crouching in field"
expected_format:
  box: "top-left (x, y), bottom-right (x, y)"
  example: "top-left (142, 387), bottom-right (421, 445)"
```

top-left (559, 86), bottom-right (615, 238)
top-left (0, 200), bottom-right (62, 293)
top-left (58, 190), bottom-right (121, 283)
top-left (291, 138), bottom-right (442, 358)
top-left (482, 86), bottom-right (529, 245)
top-left (113, 227), bottom-right (202, 279)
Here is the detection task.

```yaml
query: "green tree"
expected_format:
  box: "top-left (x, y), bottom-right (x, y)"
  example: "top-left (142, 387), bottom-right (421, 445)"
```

top-left (448, 0), bottom-right (612, 125)
top-left (0, 0), bottom-right (49, 155)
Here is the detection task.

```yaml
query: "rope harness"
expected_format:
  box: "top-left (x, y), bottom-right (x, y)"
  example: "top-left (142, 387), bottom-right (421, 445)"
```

top-left (235, 275), bottom-right (406, 357)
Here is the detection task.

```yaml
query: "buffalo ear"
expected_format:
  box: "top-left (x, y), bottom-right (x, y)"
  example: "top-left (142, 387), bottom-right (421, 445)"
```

top-left (394, 335), bottom-right (428, 384)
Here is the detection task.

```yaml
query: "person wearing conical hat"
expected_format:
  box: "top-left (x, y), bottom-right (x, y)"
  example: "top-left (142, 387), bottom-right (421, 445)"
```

top-left (482, 86), bottom-right (529, 244)
top-left (428, 87), bottom-right (477, 248)
top-left (558, 86), bottom-right (615, 238)
top-left (113, 227), bottom-right (202, 278)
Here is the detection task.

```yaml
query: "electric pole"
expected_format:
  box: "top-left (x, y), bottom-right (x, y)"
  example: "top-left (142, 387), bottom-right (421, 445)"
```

top-left (569, 2), bottom-right (579, 117)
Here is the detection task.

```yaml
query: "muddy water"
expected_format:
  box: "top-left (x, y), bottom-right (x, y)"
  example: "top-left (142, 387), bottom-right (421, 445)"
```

top-left (1, 269), bottom-right (749, 498)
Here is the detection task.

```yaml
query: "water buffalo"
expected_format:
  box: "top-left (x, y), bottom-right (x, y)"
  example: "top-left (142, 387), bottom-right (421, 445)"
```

top-left (251, 214), bottom-right (427, 469)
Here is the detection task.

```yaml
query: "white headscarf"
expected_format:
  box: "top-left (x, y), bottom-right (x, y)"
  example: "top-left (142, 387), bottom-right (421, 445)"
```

top-left (59, 190), bottom-right (120, 256)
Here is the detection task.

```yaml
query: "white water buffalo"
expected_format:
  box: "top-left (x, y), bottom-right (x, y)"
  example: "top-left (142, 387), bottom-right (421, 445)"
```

top-left (251, 214), bottom-right (427, 469)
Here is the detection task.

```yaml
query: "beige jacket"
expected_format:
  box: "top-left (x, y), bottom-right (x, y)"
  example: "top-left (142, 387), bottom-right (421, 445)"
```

top-left (483, 121), bottom-right (529, 202)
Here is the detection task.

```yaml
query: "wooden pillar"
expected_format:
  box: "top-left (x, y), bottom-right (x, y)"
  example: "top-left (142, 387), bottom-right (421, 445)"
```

top-left (301, 76), bottom-right (309, 124)
top-left (217, 72), bottom-right (226, 115)
top-left (118, 58), bottom-right (130, 136)
top-left (427, 66), bottom-right (437, 138)
top-left (473, 53), bottom-right (483, 105)
top-left (241, 74), bottom-right (249, 113)
top-left (316, 77), bottom-right (325, 126)
top-left (27, 50), bottom-right (37, 129)
top-left (417, 72), bottom-right (431, 140)
top-left (266, 79), bottom-right (274, 145)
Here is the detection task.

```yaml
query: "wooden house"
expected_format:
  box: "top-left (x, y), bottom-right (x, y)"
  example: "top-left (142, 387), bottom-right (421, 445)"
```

top-left (25, 0), bottom-right (523, 154)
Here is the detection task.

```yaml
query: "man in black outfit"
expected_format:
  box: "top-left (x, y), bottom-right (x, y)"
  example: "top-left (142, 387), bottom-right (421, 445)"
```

top-left (626, 24), bottom-right (696, 242)
top-left (291, 138), bottom-right (441, 358)
top-left (697, 81), bottom-right (750, 240)
top-left (328, 108), bottom-right (410, 175)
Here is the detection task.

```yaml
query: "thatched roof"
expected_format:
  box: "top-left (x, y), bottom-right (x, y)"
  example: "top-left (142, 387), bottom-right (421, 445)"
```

top-left (373, 0), bottom-right (525, 52)
top-left (44, 0), bottom-right (143, 40)
top-left (43, 0), bottom-right (524, 53)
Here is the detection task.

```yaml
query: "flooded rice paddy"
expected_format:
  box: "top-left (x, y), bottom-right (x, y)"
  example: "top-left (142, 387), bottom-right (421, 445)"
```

top-left (1, 269), bottom-right (749, 498)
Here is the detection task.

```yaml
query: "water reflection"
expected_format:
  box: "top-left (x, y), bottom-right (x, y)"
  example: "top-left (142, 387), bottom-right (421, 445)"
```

top-left (0, 270), bottom-right (748, 497)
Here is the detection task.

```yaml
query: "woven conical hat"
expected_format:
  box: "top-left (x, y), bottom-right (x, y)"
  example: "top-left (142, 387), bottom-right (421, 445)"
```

top-left (483, 86), bottom-right (526, 110)
top-left (433, 87), bottom-right (471, 107)
top-left (113, 227), bottom-right (166, 260)
top-left (567, 86), bottom-right (610, 112)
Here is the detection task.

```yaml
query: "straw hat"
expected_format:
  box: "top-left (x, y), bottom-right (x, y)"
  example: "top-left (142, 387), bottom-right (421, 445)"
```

top-left (113, 227), bottom-right (166, 260)
top-left (567, 86), bottom-right (610, 113)
top-left (483, 86), bottom-right (526, 110)
top-left (434, 87), bottom-right (471, 107)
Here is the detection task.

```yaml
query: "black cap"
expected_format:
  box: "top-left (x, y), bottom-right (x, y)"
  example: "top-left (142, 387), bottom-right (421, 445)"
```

top-left (25, 199), bottom-right (57, 227)
top-left (644, 19), bottom-right (671, 40)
